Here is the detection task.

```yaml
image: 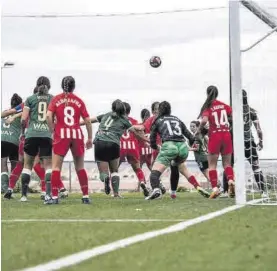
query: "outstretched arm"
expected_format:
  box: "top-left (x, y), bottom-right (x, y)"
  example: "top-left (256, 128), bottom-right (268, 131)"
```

top-left (1, 103), bottom-right (23, 118)
top-left (80, 116), bottom-right (99, 126)
top-left (149, 124), bottom-right (159, 150)
top-left (129, 127), bottom-right (149, 143)
top-left (5, 112), bottom-right (22, 124)
top-left (181, 121), bottom-right (195, 146)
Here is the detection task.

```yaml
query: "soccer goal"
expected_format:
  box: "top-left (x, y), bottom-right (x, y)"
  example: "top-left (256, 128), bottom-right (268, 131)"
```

top-left (229, 1), bottom-right (277, 205)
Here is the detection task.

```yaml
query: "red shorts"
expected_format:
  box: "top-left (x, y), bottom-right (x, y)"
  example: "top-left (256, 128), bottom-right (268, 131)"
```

top-left (120, 149), bottom-right (140, 164)
top-left (208, 132), bottom-right (233, 155)
top-left (53, 137), bottom-right (85, 157)
top-left (19, 138), bottom-right (25, 156)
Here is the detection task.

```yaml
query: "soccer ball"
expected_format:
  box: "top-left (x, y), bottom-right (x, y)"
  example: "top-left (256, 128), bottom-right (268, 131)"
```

top-left (149, 56), bottom-right (162, 68)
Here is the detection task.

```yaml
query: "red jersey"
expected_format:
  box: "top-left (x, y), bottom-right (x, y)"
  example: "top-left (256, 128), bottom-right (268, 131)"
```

top-left (120, 117), bottom-right (139, 150)
top-left (48, 92), bottom-right (89, 140)
top-left (202, 100), bottom-right (232, 135)
top-left (143, 115), bottom-right (161, 145)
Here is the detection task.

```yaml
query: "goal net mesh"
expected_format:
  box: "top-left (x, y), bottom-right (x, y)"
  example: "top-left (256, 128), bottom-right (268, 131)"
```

top-left (1, 2), bottom-right (276, 199)
top-left (240, 1), bottom-right (277, 204)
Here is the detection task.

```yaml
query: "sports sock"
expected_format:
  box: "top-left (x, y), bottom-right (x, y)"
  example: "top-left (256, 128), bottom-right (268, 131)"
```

top-left (170, 165), bottom-right (179, 191)
top-left (209, 169), bottom-right (218, 189)
top-left (51, 170), bottom-right (60, 198)
top-left (149, 170), bottom-right (161, 189)
top-left (222, 173), bottom-right (229, 193)
top-left (1, 172), bottom-right (9, 193)
top-left (77, 169), bottom-right (89, 196)
top-left (21, 169), bottom-right (31, 197)
top-left (111, 173), bottom-right (120, 194)
top-left (33, 163), bottom-right (45, 181)
top-left (188, 176), bottom-right (200, 189)
top-left (9, 162), bottom-right (23, 189)
top-left (224, 166), bottom-right (234, 182)
top-left (45, 169), bottom-right (52, 196)
top-left (135, 168), bottom-right (145, 183)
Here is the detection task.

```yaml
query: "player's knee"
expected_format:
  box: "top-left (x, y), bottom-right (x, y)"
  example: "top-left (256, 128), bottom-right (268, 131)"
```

top-left (100, 172), bottom-right (109, 183)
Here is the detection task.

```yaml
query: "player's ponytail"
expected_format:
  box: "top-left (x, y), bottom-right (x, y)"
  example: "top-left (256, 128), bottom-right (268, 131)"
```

top-left (111, 99), bottom-right (126, 119)
top-left (141, 108), bottom-right (150, 122)
top-left (123, 102), bottom-right (131, 115)
top-left (158, 101), bottom-right (171, 117)
top-left (33, 86), bottom-right (38, 94)
top-left (10, 93), bottom-right (23, 108)
top-left (38, 85), bottom-right (49, 95)
top-left (36, 76), bottom-right (51, 90)
top-left (198, 85), bottom-right (218, 118)
top-left (62, 76), bottom-right (75, 93)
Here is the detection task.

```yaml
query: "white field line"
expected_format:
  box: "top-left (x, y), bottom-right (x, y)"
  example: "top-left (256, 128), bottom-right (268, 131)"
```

top-left (2, 219), bottom-right (185, 223)
top-left (19, 198), bottom-right (262, 271)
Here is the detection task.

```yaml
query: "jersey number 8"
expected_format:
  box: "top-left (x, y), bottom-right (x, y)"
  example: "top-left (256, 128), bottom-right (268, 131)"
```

top-left (64, 106), bottom-right (75, 126)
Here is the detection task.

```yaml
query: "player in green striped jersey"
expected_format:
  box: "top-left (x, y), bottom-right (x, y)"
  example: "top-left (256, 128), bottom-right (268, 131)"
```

top-left (1, 94), bottom-right (23, 193)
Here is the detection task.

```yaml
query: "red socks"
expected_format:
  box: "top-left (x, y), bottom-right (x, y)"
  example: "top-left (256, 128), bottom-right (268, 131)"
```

top-left (9, 162), bottom-right (23, 189)
top-left (51, 170), bottom-right (61, 198)
top-left (135, 168), bottom-right (145, 183)
top-left (34, 163), bottom-right (46, 192)
top-left (224, 166), bottom-right (234, 182)
top-left (209, 170), bottom-right (218, 189)
top-left (188, 176), bottom-right (200, 189)
top-left (77, 169), bottom-right (89, 196)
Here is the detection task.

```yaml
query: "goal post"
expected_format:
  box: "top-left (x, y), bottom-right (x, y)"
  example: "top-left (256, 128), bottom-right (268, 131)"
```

top-left (229, 0), bottom-right (246, 205)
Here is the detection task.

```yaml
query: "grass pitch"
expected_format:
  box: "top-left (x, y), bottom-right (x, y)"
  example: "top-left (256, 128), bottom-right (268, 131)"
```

top-left (1, 193), bottom-right (276, 271)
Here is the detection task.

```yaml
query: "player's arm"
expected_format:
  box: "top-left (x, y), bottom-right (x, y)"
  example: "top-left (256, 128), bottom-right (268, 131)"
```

top-left (5, 112), bottom-right (22, 124)
top-left (46, 110), bottom-right (55, 133)
top-left (131, 124), bottom-right (145, 131)
top-left (149, 123), bottom-right (159, 150)
top-left (1, 103), bottom-right (23, 118)
top-left (21, 104), bottom-right (30, 136)
top-left (80, 115), bottom-right (102, 126)
top-left (130, 127), bottom-right (150, 143)
top-left (181, 121), bottom-right (195, 146)
top-left (252, 111), bottom-right (263, 150)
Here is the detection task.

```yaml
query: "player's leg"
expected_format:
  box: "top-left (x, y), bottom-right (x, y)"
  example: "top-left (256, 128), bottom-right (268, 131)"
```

top-left (1, 156), bottom-right (9, 194)
top-left (94, 140), bottom-right (112, 195)
top-left (73, 155), bottom-right (90, 204)
top-left (6, 139), bottom-right (24, 197)
top-left (169, 164), bottom-right (179, 199)
top-left (108, 158), bottom-right (121, 197)
top-left (21, 138), bottom-right (38, 201)
top-left (207, 134), bottom-right (221, 198)
top-left (146, 142), bottom-right (178, 200)
top-left (39, 138), bottom-right (53, 204)
top-left (245, 140), bottom-right (265, 194)
top-left (128, 151), bottom-right (149, 197)
top-left (33, 156), bottom-right (46, 199)
top-left (178, 162), bottom-right (210, 198)
top-left (51, 137), bottom-right (70, 204)
top-left (221, 132), bottom-right (235, 198)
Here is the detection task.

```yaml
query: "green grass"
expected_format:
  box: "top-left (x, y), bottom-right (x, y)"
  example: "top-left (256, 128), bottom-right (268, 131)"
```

top-left (1, 193), bottom-right (275, 271)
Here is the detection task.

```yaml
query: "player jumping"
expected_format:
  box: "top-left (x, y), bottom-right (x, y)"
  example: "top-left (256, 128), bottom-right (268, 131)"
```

top-left (47, 76), bottom-right (93, 204)
top-left (146, 101), bottom-right (210, 200)
top-left (198, 85), bottom-right (235, 199)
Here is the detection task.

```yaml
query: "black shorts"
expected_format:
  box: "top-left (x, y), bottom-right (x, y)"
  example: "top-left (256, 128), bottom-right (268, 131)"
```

top-left (94, 140), bottom-right (120, 162)
top-left (196, 160), bottom-right (209, 172)
top-left (24, 137), bottom-right (52, 157)
top-left (1, 141), bottom-right (19, 162)
top-left (244, 140), bottom-right (258, 162)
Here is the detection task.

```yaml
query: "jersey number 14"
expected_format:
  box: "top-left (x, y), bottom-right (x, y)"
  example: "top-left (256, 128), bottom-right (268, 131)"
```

top-left (212, 109), bottom-right (229, 128)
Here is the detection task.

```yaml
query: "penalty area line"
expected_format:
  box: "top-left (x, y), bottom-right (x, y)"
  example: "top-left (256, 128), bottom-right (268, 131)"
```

top-left (2, 219), bottom-right (185, 223)
top-left (19, 199), bottom-right (262, 271)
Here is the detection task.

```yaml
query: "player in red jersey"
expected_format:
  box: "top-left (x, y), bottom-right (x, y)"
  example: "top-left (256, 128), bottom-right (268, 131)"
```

top-left (138, 109), bottom-right (152, 170)
top-left (47, 76), bottom-right (93, 204)
top-left (119, 103), bottom-right (149, 197)
top-left (198, 85), bottom-right (235, 198)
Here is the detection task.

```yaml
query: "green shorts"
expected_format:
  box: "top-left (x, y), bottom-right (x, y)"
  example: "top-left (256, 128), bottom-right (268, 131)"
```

top-left (155, 141), bottom-right (189, 167)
